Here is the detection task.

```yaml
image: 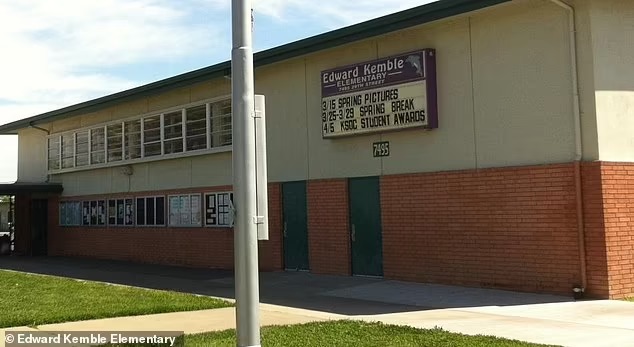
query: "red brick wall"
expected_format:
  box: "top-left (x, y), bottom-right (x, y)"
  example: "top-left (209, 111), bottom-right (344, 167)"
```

top-left (581, 162), bottom-right (609, 297)
top-left (381, 164), bottom-right (581, 295)
top-left (597, 163), bottom-right (634, 299)
top-left (259, 183), bottom-right (283, 271)
top-left (307, 179), bottom-right (351, 275)
top-left (43, 162), bottom-right (634, 298)
top-left (48, 183), bottom-right (283, 271)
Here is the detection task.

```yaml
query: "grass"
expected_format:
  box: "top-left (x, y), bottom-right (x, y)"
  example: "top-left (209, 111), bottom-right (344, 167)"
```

top-left (0, 270), bottom-right (231, 328)
top-left (626, 297), bottom-right (634, 302)
top-left (174, 321), bottom-right (558, 347)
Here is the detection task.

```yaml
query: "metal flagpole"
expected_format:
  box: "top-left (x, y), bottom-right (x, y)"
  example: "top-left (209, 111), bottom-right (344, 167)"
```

top-left (231, 0), bottom-right (261, 346)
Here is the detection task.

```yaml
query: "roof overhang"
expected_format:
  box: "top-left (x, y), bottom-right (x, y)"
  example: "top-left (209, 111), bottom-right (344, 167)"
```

top-left (0, 182), bottom-right (63, 195)
top-left (0, 0), bottom-right (511, 135)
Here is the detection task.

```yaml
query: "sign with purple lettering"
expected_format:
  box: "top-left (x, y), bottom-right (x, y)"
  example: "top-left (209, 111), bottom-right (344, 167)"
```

top-left (321, 49), bottom-right (437, 138)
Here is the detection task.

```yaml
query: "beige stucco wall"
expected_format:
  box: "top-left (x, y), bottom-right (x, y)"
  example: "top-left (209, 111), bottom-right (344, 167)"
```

top-left (589, 0), bottom-right (634, 162)
top-left (17, 127), bottom-right (48, 182)
top-left (17, 0), bottom-right (613, 196)
top-left (304, 0), bottom-right (579, 177)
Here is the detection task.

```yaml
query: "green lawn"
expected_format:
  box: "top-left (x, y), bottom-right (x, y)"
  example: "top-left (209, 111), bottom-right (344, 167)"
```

top-left (0, 270), bottom-right (231, 328)
top-left (626, 297), bottom-right (634, 302)
top-left (178, 321), bottom-right (558, 347)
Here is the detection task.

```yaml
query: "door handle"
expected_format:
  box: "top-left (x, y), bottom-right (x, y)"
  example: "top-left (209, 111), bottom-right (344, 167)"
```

top-left (283, 222), bottom-right (288, 238)
top-left (351, 224), bottom-right (356, 242)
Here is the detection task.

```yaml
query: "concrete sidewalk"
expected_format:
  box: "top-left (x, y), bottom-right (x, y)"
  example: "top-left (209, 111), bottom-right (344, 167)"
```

top-left (2, 257), bottom-right (634, 347)
top-left (1, 304), bottom-right (344, 335)
top-left (3, 300), bottom-right (634, 347)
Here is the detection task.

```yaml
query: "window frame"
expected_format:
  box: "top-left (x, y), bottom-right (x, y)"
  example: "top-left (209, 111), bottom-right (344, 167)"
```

top-left (168, 193), bottom-right (202, 227)
top-left (59, 201), bottom-right (82, 226)
top-left (204, 191), bottom-right (234, 228)
top-left (107, 197), bottom-right (135, 227)
top-left (45, 96), bottom-right (232, 174)
top-left (135, 196), bottom-right (166, 227)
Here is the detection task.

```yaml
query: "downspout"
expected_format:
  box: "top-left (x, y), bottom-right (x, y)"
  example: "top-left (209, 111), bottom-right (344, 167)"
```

top-left (547, 0), bottom-right (587, 293)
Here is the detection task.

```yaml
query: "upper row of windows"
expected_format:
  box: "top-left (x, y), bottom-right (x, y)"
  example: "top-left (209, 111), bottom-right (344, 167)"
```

top-left (47, 99), bottom-right (232, 172)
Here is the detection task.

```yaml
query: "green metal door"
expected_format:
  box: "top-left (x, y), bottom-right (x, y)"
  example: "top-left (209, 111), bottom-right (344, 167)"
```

top-left (349, 177), bottom-right (383, 277)
top-left (282, 181), bottom-right (309, 271)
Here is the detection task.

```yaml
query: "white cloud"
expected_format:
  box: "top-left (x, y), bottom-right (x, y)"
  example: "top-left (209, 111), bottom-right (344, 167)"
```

top-left (0, 0), bottom-right (224, 182)
top-left (0, 0), bottom-right (221, 107)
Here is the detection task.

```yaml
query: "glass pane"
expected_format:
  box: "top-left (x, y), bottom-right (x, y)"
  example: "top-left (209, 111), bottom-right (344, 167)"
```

top-left (144, 143), bottom-right (161, 157)
top-left (156, 197), bottom-right (165, 225)
top-left (76, 130), bottom-right (89, 167)
top-left (125, 199), bottom-right (134, 225)
top-left (143, 116), bottom-right (161, 140)
top-left (48, 137), bottom-right (60, 170)
top-left (180, 195), bottom-right (191, 225)
top-left (90, 201), bottom-right (98, 225)
top-left (146, 197), bottom-right (155, 225)
top-left (124, 120), bottom-right (142, 160)
top-left (116, 199), bottom-right (124, 225)
top-left (186, 105), bottom-right (207, 151)
top-left (107, 123), bottom-right (123, 162)
top-left (108, 200), bottom-right (116, 225)
top-left (163, 111), bottom-right (182, 140)
top-left (164, 138), bottom-right (183, 154)
top-left (136, 198), bottom-right (145, 225)
top-left (169, 195), bottom-right (180, 226)
top-left (90, 128), bottom-right (105, 164)
top-left (210, 100), bottom-right (232, 147)
top-left (61, 134), bottom-right (74, 169)
top-left (205, 194), bottom-right (217, 226)
top-left (82, 201), bottom-right (90, 225)
top-left (97, 200), bottom-right (106, 225)
top-left (143, 116), bottom-right (161, 157)
top-left (191, 194), bottom-right (201, 225)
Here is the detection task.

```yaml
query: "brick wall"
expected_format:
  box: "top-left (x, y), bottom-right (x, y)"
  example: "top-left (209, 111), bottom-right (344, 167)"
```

top-left (307, 179), bottom-right (351, 275)
top-left (381, 164), bottom-right (581, 295)
top-left (43, 162), bottom-right (634, 298)
top-left (582, 162), bottom-right (609, 297)
top-left (597, 163), bottom-right (634, 299)
top-left (48, 183), bottom-right (283, 271)
top-left (258, 183), bottom-right (283, 271)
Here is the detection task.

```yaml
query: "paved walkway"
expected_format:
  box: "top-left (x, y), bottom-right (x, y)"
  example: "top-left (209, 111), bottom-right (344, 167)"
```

top-left (1, 257), bottom-right (634, 347)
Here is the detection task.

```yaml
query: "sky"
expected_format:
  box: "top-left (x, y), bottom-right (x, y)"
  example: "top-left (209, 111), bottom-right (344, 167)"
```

top-left (0, 0), bottom-right (435, 183)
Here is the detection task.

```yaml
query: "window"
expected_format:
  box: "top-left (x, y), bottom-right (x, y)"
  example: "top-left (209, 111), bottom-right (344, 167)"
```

top-left (48, 137), bottom-right (60, 170)
top-left (169, 194), bottom-right (201, 226)
top-left (163, 111), bottom-right (184, 154)
top-left (76, 130), bottom-right (89, 166)
top-left (204, 192), bottom-right (233, 227)
top-left (90, 127), bottom-right (106, 164)
top-left (136, 196), bottom-right (165, 226)
top-left (186, 105), bottom-right (207, 151)
top-left (61, 134), bottom-right (74, 169)
top-left (143, 116), bottom-right (161, 157)
top-left (124, 120), bottom-right (142, 160)
top-left (210, 99), bottom-right (232, 147)
top-left (81, 200), bottom-right (106, 226)
top-left (107, 123), bottom-right (123, 162)
top-left (108, 198), bottom-right (134, 226)
top-left (59, 201), bottom-right (81, 226)
top-left (46, 98), bottom-right (232, 172)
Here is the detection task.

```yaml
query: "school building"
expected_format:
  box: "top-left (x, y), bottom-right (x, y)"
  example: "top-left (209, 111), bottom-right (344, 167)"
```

top-left (0, 0), bottom-right (633, 299)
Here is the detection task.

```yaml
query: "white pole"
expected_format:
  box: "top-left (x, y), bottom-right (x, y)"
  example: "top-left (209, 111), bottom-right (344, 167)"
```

top-left (231, 0), bottom-right (261, 346)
